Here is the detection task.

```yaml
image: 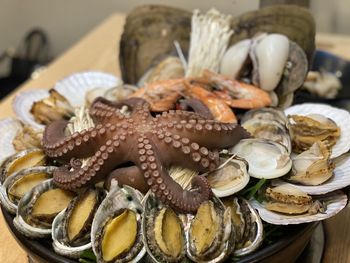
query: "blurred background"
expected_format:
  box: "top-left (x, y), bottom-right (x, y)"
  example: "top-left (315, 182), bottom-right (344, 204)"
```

top-left (0, 0), bottom-right (349, 96)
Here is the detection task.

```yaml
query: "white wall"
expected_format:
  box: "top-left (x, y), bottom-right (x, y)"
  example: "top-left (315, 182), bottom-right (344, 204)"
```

top-left (0, 0), bottom-right (349, 75)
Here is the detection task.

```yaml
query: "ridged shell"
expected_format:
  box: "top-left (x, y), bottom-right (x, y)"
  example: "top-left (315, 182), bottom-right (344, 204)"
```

top-left (229, 5), bottom-right (315, 62)
top-left (285, 103), bottom-right (350, 158)
top-left (119, 5), bottom-right (191, 84)
top-left (12, 90), bottom-right (49, 130)
top-left (250, 190), bottom-right (347, 225)
top-left (54, 71), bottom-right (122, 107)
top-left (0, 118), bottom-right (22, 165)
top-left (52, 209), bottom-right (92, 259)
top-left (0, 166), bottom-right (55, 214)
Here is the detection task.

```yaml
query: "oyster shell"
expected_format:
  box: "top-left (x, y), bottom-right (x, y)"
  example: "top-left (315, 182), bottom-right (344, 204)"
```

top-left (119, 5), bottom-right (191, 84)
top-left (30, 89), bottom-right (74, 125)
top-left (285, 103), bottom-right (350, 158)
top-left (143, 193), bottom-right (186, 262)
top-left (0, 149), bottom-right (46, 183)
top-left (0, 118), bottom-right (22, 164)
top-left (288, 141), bottom-right (334, 186)
top-left (91, 182), bottom-right (145, 262)
top-left (206, 157), bottom-right (249, 197)
top-left (186, 197), bottom-right (235, 263)
top-left (14, 179), bottom-right (75, 238)
top-left (0, 166), bottom-right (55, 214)
top-left (230, 139), bottom-right (292, 179)
top-left (251, 188), bottom-right (347, 225)
top-left (288, 114), bottom-right (340, 153)
top-left (229, 5), bottom-right (315, 62)
top-left (222, 197), bottom-right (263, 257)
top-left (52, 188), bottom-right (103, 258)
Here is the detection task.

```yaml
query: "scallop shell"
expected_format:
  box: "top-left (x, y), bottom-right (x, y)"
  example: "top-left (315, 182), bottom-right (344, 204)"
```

top-left (285, 103), bottom-right (350, 158)
top-left (250, 190), bottom-right (347, 225)
top-left (12, 90), bottom-right (49, 130)
top-left (54, 71), bottom-right (122, 107)
top-left (0, 118), bottom-right (22, 165)
top-left (52, 209), bottom-right (92, 259)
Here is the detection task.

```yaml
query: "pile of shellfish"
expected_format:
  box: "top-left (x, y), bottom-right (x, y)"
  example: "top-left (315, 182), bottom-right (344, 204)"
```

top-left (0, 4), bottom-right (350, 263)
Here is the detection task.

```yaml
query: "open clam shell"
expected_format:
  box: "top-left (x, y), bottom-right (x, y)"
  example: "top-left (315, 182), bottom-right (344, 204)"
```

top-left (54, 71), bottom-right (121, 107)
top-left (0, 118), bottom-right (22, 165)
top-left (285, 103), bottom-right (350, 158)
top-left (12, 89), bottom-right (49, 130)
top-left (250, 190), bottom-right (347, 225)
top-left (0, 166), bottom-right (55, 214)
top-left (13, 179), bottom-right (75, 238)
top-left (91, 182), bottom-right (145, 262)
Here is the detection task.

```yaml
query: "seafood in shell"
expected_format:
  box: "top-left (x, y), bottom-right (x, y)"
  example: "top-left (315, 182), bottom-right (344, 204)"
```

top-left (91, 182), bottom-right (145, 262)
top-left (0, 166), bottom-right (55, 214)
top-left (288, 114), bottom-right (340, 153)
top-left (222, 197), bottom-right (263, 257)
top-left (230, 139), bottom-right (292, 179)
top-left (14, 179), bottom-right (75, 238)
top-left (52, 188), bottom-right (103, 258)
top-left (288, 141), bottom-right (334, 186)
top-left (12, 125), bottom-right (43, 152)
top-left (241, 107), bottom-right (288, 126)
top-left (0, 149), bottom-right (46, 183)
top-left (119, 5), bottom-right (191, 84)
top-left (0, 118), bottom-right (22, 164)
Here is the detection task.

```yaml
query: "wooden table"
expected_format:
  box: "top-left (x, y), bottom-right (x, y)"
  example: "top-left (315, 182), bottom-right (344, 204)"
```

top-left (1, 13), bottom-right (350, 263)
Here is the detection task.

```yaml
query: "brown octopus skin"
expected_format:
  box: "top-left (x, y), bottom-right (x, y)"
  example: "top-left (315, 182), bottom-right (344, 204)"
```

top-left (42, 97), bottom-right (250, 213)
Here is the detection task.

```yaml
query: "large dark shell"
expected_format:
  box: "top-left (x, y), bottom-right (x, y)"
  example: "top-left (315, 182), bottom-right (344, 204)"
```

top-left (230, 5), bottom-right (316, 63)
top-left (119, 5), bottom-right (191, 84)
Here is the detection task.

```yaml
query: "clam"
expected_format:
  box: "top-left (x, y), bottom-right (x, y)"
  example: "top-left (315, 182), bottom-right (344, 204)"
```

top-left (186, 197), bottom-right (235, 262)
top-left (119, 5), bottom-right (191, 84)
top-left (0, 149), bottom-right (46, 183)
top-left (0, 166), bottom-right (55, 214)
top-left (91, 182), bottom-right (145, 262)
top-left (263, 184), bottom-right (324, 215)
top-left (288, 114), bottom-right (340, 153)
top-left (0, 118), bottom-right (22, 164)
top-left (30, 89), bottom-right (74, 125)
top-left (52, 188), bottom-right (103, 258)
top-left (288, 141), bottom-right (334, 186)
top-left (242, 118), bottom-right (291, 153)
top-left (222, 197), bottom-right (263, 256)
top-left (143, 192), bottom-right (186, 262)
top-left (103, 84), bottom-right (138, 102)
top-left (14, 179), bottom-right (75, 238)
top-left (206, 157), bottom-right (250, 197)
top-left (230, 139), bottom-right (292, 179)
top-left (241, 107), bottom-right (288, 126)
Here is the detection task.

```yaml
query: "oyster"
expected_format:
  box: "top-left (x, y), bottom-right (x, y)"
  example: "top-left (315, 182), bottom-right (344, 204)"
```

top-left (12, 125), bottom-right (43, 151)
top-left (52, 188), bottom-right (103, 258)
top-left (230, 139), bottom-right (292, 179)
top-left (242, 118), bottom-right (291, 153)
top-left (143, 193), bottom-right (186, 262)
top-left (289, 141), bottom-right (334, 186)
top-left (187, 198), bottom-right (235, 263)
top-left (222, 197), bottom-right (263, 256)
top-left (288, 114), bottom-right (340, 153)
top-left (91, 182), bottom-right (145, 262)
top-left (263, 183), bottom-right (324, 215)
top-left (0, 166), bottom-right (55, 214)
top-left (120, 5), bottom-right (191, 84)
top-left (0, 149), bottom-right (46, 183)
top-left (14, 179), bottom-right (75, 238)
top-left (30, 89), bottom-right (74, 125)
top-left (206, 157), bottom-right (250, 197)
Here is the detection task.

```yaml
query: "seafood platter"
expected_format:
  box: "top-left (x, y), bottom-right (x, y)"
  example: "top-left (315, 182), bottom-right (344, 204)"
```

top-left (1, 4), bottom-right (350, 263)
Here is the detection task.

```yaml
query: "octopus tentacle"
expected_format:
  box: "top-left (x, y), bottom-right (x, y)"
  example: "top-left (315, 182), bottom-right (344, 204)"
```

top-left (53, 134), bottom-right (130, 189)
top-left (136, 139), bottom-right (211, 213)
top-left (178, 98), bottom-right (214, 119)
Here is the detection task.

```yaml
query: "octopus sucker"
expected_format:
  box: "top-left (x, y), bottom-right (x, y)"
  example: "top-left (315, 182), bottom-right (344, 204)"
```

top-left (43, 97), bottom-right (248, 213)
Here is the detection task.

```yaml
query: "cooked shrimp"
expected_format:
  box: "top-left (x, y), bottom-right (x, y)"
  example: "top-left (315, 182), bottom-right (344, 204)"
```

top-left (129, 79), bottom-right (186, 112)
top-left (201, 70), bottom-right (272, 109)
top-left (184, 83), bottom-right (237, 123)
